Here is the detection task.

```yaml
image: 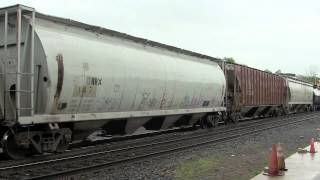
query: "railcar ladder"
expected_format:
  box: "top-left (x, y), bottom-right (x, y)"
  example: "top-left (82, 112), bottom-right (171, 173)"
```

top-left (0, 5), bottom-right (35, 123)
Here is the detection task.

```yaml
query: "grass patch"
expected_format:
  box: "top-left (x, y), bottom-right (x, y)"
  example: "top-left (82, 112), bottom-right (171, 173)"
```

top-left (174, 156), bottom-right (222, 180)
top-left (174, 143), bottom-right (298, 180)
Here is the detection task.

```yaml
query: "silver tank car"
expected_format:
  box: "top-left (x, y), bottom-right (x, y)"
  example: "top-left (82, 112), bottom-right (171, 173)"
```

top-left (286, 78), bottom-right (314, 112)
top-left (0, 5), bottom-right (226, 158)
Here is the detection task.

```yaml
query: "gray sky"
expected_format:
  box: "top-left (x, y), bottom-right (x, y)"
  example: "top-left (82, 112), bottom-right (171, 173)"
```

top-left (1, 0), bottom-right (319, 75)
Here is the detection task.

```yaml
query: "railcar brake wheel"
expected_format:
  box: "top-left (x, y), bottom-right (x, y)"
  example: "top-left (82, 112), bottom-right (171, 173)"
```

top-left (2, 130), bottom-right (32, 159)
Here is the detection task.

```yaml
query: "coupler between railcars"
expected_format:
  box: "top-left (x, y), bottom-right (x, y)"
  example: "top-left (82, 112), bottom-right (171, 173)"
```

top-left (1, 124), bottom-right (72, 159)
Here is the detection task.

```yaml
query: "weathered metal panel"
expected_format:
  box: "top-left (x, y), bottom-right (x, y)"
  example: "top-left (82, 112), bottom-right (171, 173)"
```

top-left (276, 76), bottom-right (278, 103)
top-left (32, 16), bottom-right (226, 116)
top-left (272, 75), bottom-right (274, 103)
top-left (253, 69), bottom-right (256, 105)
top-left (264, 72), bottom-right (266, 104)
top-left (246, 68), bottom-right (249, 105)
top-left (273, 76), bottom-right (276, 104)
top-left (272, 75), bottom-right (274, 104)
top-left (250, 70), bottom-right (253, 105)
top-left (262, 72), bottom-right (265, 104)
top-left (270, 75), bottom-right (272, 104)
top-left (258, 71), bottom-right (261, 105)
top-left (276, 77), bottom-right (278, 104)
top-left (257, 70), bottom-right (260, 105)
top-left (274, 76), bottom-right (277, 104)
top-left (269, 73), bottom-right (271, 104)
top-left (232, 64), bottom-right (286, 106)
top-left (265, 73), bottom-right (268, 104)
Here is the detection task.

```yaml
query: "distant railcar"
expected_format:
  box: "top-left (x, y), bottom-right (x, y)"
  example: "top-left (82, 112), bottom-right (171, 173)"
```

top-left (224, 63), bottom-right (286, 121)
top-left (285, 78), bottom-right (314, 112)
top-left (223, 63), bottom-right (316, 121)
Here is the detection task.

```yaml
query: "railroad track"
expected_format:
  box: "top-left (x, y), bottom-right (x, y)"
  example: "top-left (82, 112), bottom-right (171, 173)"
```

top-left (0, 112), bottom-right (319, 180)
top-left (0, 112), bottom-right (311, 167)
top-left (0, 112), bottom-right (296, 165)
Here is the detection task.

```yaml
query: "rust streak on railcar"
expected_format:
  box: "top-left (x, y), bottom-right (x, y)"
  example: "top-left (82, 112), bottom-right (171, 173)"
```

top-left (52, 54), bottom-right (64, 113)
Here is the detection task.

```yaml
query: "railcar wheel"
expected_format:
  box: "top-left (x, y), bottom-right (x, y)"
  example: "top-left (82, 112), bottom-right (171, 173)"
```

top-left (2, 130), bottom-right (33, 159)
top-left (207, 116), bottom-right (215, 128)
top-left (233, 116), bottom-right (239, 124)
top-left (55, 133), bottom-right (71, 153)
top-left (272, 110), bottom-right (279, 117)
top-left (200, 115), bottom-right (219, 129)
top-left (56, 142), bottom-right (70, 153)
top-left (200, 117), bottom-right (208, 129)
top-left (212, 115), bottom-right (221, 127)
top-left (230, 113), bottom-right (240, 124)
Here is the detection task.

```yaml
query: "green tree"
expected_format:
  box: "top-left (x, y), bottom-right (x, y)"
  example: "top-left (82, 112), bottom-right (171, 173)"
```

top-left (223, 57), bottom-right (235, 64)
top-left (301, 75), bottom-right (319, 84)
top-left (304, 65), bottom-right (319, 84)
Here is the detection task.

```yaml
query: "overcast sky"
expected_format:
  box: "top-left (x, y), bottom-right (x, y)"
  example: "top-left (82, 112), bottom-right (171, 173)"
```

top-left (1, 0), bottom-right (319, 75)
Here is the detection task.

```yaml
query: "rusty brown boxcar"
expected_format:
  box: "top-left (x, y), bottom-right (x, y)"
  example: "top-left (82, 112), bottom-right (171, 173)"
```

top-left (224, 63), bottom-right (287, 122)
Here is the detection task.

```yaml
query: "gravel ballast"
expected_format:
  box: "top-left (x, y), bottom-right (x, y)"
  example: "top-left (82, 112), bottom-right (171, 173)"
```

top-left (66, 114), bottom-right (320, 180)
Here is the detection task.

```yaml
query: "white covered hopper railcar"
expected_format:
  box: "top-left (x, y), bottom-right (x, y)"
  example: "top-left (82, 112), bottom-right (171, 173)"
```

top-left (286, 78), bottom-right (314, 112)
top-left (0, 5), bottom-right (226, 158)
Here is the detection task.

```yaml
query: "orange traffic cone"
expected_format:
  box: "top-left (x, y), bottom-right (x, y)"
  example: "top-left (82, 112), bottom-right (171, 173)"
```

top-left (268, 144), bottom-right (279, 176)
top-left (310, 138), bottom-right (317, 153)
top-left (277, 143), bottom-right (287, 171)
